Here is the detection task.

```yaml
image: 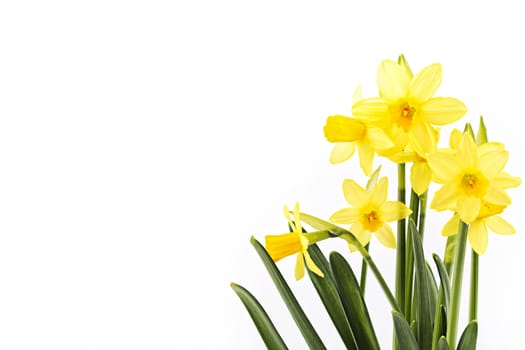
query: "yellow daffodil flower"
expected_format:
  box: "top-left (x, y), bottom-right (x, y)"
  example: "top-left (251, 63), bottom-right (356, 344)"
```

top-left (324, 86), bottom-right (393, 175)
top-left (265, 203), bottom-right (324, 280)
top-left (428, 132), bottom-right (514, 223)
top-left (329, 177), bottom-right (411, 248)
top-left (442, 202), bottom-right (516, 255)
top-left (352, 59), bottom-right (467, 157)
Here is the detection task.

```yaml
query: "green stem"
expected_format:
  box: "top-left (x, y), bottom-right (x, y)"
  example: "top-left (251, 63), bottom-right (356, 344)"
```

top-left (447, 221), bottom-right (469, 349)
top-left (341, 234), bottom-right (400, 313)
top-left (404, 190), bottom-right (419, 320)
top-left (469, 250), bottom-right (479, 321)
top-left (417, 191), bottom-right (428, 240)
top-left (360, 243), bottom-right (370, 295)
top-left (395, 164), bottom-right (406, 314)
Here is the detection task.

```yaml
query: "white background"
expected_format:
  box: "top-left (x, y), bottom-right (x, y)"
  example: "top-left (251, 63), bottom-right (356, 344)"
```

top-left (1, 1), bottom-right (524, 349)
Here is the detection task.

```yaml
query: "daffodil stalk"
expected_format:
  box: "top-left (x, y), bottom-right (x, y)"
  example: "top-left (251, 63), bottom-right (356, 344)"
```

top-left (395, 164), bottom-right (407, 315)
top-left (469, 249), bottom-right (479, 321)
top-left (447, 220), bottom-right (468, 348)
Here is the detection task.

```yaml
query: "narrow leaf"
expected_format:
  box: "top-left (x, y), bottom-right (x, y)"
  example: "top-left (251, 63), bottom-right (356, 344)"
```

top-left (426, 262), bottom-right (438, 321)
top-left (457, 321), bottom-right (478, 350)
top-left (410, 220), bottom-right (433, 350)
top-left (231, 283), bottom-right (288, 350)
top-left (392, 311), bottom-right (419, 350)
top-left (437, 336), bottom-right (449, 350)
top-left (307, 244), bottom-right (358, 350)
top-left (250, 237), bottom-right (326, 350)
top-left (433, 254), bottom-right (451, 310)
top-left (330, 252), bottom-right (380, 350)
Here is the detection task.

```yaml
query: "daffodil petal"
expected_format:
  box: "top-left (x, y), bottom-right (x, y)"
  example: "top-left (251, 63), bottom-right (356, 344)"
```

top-left (428, 153), bottom-right (460, 184)
top-left (409, 63), bottom-right (442, 102)
top-left (442, 214), bottom-right (461, 236)
top-left (342, 179), bottom-right (369, 207)
top-left (458, 196), bottom-right (481, 223)
top-left (330, 208), bottom-right (360, 224)
top-left (468, 220), bottom-right (488, 255)
top-left (431, 184), bottom-right (458, 211)
top-left (492, 172), bottom-right (522, 189)
top-left (485, 215), bottom-right (516, 235)
top-left (352, 98), bottom-right (389, 120)
top-left (420, 97), bottom-right (467, 125)
top-left (411, 161), bottom-right (432, 195)
top-left (449, 128), bottom-right (462, 149)
top-left (293, 202), bottom-right (302, 233)
top-left (366, 127), bottom-right (394, 150)
top-left (295, 253), bottom-right (305, 280)
top-left (458, 133), bottom-right (477, 169)
top-left (411, 122), bottom-right (438, 157)
top-left (304, 251), bottom-right (324, 277)
top-left (478, 150), bottom-right (509, 179)
top-left (375, 224), bottom-right (396, 248)
top-left (380, 201), bottom-right (412, 222)
top-left (388, 149), bottom-right (417, 163)
top-left (330, 142), bottom-right (357, 164)
top-left (478, 142), bottom-right (505, 156)
top-left (357, 141), bottom-right (374, 176)
top-left (350, 222), bottom-right (372, 246)
top-left (484, 186), bottom-right (512, 206)
top-left (370, 177), bottom-right (388, 206)
top-left (377, 60), bottom-right (410, 101)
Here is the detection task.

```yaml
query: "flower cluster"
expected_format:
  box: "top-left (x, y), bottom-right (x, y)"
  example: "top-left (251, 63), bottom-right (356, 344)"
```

top-left (264, 55), bottom-right (520, 276)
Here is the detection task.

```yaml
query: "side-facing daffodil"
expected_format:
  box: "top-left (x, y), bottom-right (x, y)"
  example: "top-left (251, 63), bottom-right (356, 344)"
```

top-left (428, 132), bottom-right (514, 223)
top-left (442, 202), bottom-right (516, 255)
top-left (265, 203), bottom-right (326, 280)
top-left (352, 59), bottom-right (467, 157)
top-left (324, 86), bottom-right (393, 175)
top-left (329, 177), bottom-right (411, 248)
top-left (388, 126), bottom-right (439, 195)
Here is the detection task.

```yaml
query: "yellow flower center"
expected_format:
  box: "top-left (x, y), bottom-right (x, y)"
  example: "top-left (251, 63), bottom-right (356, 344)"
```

top-left (390, 102), bottom-right (416, 132)
top-left (363, 210), bottom-right (383, 232)
top-left (460, 171), bottom-right (489, 197)
top-left (324, 116), bottom-right (366, 143)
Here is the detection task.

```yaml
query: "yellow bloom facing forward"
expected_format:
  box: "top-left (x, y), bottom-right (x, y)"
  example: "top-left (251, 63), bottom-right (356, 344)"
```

top-left (329, 177), bottom-right (411, 248)
top-left (442, 202), bottom-right (516, 255)
top-left (428, 132), bottom-right (515, 223)
top-left (265, 203), bottom-right (324, 280)
top-left (352, 59), bottom-right (467, 156)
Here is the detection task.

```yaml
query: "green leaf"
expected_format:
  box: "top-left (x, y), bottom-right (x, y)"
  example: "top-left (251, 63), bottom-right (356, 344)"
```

top-left (392, 311), bottom-right (419, 350)
top-left (306, 245), bottom-right (358, 350)
top-left (437, 336), bottom-right (449, 350)
top-left (457, 321), bottom-right (478, 350)
top-left (426, 261), bottom-right (438, 321)
top-left (231, 283), bottom-right (288, 350)
top-left (330, 252), bottom-right (380, 350)
top-left (432, 254), bottom-right (451, 310)
top-left (476, 116), bottom-right (488, 145)
top-left (250, 237), bottom-right (326, 350)
top-left (409, 220), bottom-right (433, 350)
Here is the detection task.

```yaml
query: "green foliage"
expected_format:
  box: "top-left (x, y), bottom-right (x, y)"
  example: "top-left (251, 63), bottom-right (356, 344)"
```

top-left (230, 283), bottom-right (288, 350)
